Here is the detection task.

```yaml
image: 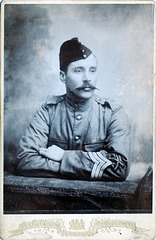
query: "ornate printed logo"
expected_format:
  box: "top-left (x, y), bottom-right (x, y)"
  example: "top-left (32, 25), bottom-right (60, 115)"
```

top-left (69, 219), bottom-right (85, 230)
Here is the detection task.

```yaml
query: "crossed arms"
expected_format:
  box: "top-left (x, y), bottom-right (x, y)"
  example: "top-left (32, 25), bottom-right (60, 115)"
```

top-left (16, 100), bottom-right (130, 181)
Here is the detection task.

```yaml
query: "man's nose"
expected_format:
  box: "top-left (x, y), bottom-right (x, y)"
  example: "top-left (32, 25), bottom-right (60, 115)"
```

top-left (83, 71), bottom-right (91, 82)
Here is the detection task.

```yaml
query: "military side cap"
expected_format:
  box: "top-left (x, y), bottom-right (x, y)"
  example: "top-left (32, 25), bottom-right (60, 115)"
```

top-left (59, 37), bottom-right (92, 71)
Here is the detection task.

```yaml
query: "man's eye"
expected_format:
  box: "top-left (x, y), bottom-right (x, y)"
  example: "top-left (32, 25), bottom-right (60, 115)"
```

top-left (90, 68), bottom-right (96, 73)
top-left (73, 68), bottom-right (82, 73)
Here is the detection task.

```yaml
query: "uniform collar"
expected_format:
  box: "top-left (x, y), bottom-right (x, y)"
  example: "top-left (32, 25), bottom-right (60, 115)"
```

top-left (46, 93), bottom-right (113, 111)
top-left (65, 94), bottom-right (95, 112)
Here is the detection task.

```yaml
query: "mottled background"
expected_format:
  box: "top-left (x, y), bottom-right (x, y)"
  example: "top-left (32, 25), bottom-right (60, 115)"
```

top-left (4, 4), bottom-right (154, 176)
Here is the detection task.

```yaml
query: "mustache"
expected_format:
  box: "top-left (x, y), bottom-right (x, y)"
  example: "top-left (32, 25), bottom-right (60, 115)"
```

top-left (73, 83), bottom-right (97, 91)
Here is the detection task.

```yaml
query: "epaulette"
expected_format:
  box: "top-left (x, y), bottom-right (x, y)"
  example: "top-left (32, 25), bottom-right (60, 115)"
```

top-left (94, 95), bottom-right (121, 112)
top-left (46, 94), bottom-right (66, 105)
top-left (94, 95), bottom-right (111, 108)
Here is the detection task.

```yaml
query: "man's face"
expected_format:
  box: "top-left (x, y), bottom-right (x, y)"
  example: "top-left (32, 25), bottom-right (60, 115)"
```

top-left (62, 54), bottom-right (98, 100)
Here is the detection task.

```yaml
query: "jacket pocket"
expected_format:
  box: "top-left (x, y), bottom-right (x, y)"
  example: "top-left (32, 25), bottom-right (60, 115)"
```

top-left (48, 138), bottom-right (68, 150)
top-left (84, 141), bottom-right (105, 152)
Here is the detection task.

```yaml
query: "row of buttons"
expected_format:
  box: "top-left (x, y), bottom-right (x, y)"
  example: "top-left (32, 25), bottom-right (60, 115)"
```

top-left (74, 114), bottom-right (82, 141)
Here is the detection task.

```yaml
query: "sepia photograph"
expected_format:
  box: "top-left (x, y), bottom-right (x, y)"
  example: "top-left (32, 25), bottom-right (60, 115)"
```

top-left (2, 1), bottom-right (154, 217)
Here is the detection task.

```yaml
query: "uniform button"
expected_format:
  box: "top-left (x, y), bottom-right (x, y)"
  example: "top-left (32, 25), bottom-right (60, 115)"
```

top-left (82, 49), bottom-right (85, 52)
top-left (74, 136), bottom-right (80, 141)
top-left (96, 97), bottom-right (101, 101)
top-left (76, 115), bottom-right (82, 120)
top-left (83, 54), bottom-right (87, 58)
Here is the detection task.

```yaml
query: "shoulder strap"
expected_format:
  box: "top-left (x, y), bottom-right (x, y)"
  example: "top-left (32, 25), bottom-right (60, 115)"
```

top-left (46, 94), bottom-right (66, 105)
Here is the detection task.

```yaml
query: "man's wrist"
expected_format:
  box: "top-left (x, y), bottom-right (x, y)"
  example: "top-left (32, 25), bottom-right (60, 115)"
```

top-left (59, 149), bottom-right (65, 161)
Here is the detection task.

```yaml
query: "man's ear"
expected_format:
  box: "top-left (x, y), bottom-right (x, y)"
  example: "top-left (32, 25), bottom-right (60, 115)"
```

top-left (60, 70), bottom-right (66, 83)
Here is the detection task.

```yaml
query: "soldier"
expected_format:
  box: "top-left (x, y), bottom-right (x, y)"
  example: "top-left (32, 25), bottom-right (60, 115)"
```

top-left (16, 37), bottom-right (130, 181)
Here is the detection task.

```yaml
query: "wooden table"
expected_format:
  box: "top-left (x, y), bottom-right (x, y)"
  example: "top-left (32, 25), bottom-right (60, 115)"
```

top-left (4, 166), bottom-right (152, 214)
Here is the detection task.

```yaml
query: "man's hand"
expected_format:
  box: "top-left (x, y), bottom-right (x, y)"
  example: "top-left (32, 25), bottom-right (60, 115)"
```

top-left (38, 145), bottom-right (65, 162)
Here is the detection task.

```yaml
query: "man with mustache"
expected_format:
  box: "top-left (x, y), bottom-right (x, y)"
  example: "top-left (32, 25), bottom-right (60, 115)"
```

top-left (16, 38), bottom-right (130, 181)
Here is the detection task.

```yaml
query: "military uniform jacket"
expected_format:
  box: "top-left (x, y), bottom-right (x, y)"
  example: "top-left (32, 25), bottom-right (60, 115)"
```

top-left (16, 94), bottom-right (131, 181)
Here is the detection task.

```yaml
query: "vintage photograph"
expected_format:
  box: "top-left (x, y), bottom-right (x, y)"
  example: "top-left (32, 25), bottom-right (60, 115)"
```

top-left (3, 3), bottom-right (154, 215)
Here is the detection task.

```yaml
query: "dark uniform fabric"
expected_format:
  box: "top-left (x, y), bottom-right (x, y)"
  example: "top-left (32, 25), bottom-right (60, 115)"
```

top-left (16, 94), bottom-right (131, 181)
